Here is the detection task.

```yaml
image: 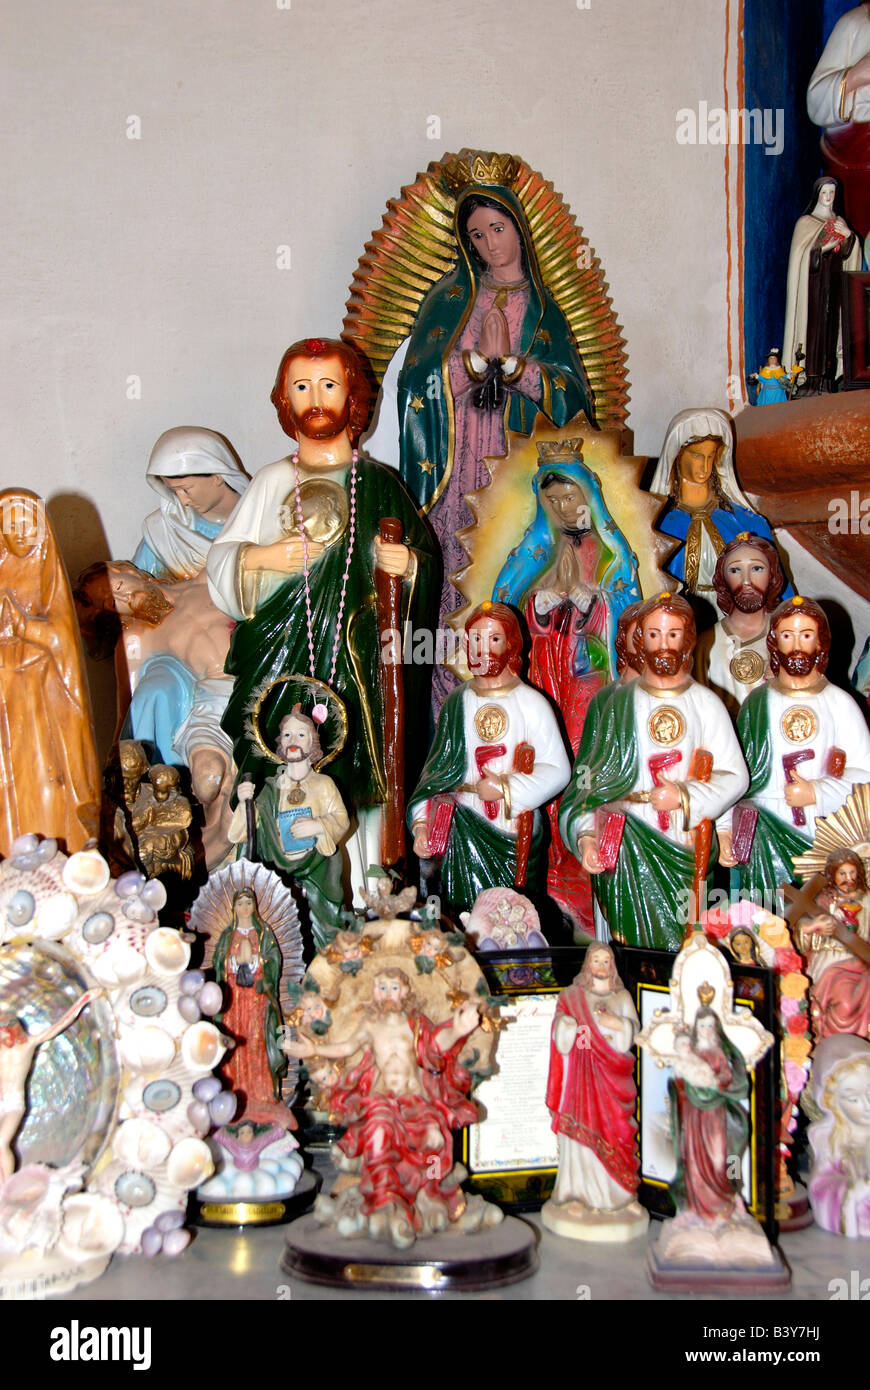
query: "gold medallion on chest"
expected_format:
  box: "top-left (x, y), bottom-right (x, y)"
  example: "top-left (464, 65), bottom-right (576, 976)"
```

top-left (647, 706), bottom-right (685, 746)
top-left (781, 706), bottom-right (817, 743)
top-left (474, 704), bottom-right (509, 741)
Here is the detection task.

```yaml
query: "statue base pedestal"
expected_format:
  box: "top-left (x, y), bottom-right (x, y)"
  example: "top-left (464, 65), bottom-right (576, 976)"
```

top-left (282, 1211), bottom-right (537, 1293)
top-left (776, 1181), bottom-right (813, 1232)
top-left (541, 1197), bottom-right (649, 1244)
top-left (647, 1215), bottom-right (791, 1293)
top-left (191, 1167), bottom-right (321, 1228)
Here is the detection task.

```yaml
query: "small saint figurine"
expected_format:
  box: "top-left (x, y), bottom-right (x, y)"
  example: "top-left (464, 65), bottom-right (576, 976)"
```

top-left (719, 596), bottom-right (870, 905)
top-left (694, 533), bottom-right (786, 714)
top-left (637, 932), bottom-right (783, 1289)
top-left (796, 848), bottom-right (870, 1041)
top-left (0, 489), bottom-right (100, 857)
top-left (211, 889), bottom-right (289, 1126)
top-left (135, 764), bottom-right (195, 880)
top-left (560, 592), bottom-right (748, 950)
top-left (542, 944), bottom-right (647, 1241)
top-left (748, 350), bottom-right (799, 406)
top-left (782, 178), bottom-right (861, 395)
top-left (409, 601), bottom-right (571, 918)
top-left (76, 558), bottom-right (235, 869)
top-left (281, 900), bottom-right (503, 1250)
top-left (230, 706), bottom-right (350, 951)
top-left (206, 337), bottom-right (437, 890)
top-left (649, 409), bottom-right (781, 599)
top-left (808, 1034), bottom-right (870, 1238)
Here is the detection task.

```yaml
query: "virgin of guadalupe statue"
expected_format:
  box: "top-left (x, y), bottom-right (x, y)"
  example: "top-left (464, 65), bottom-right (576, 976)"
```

top-left (0, 490), bottom-right (100, 857)
top-left (782, 177), bottom-right (861, 396)
top-left (492, 441), bottom-right (640, 931)
top-left (348, 150), bottom-right (629, 705)
top-left (211, 889), bottom-right (288, 1125)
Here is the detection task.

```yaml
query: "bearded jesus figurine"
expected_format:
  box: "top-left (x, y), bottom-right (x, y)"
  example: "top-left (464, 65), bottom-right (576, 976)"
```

top-left (206, 338), bottom-right (437, 892)
top-left (408, 601), bottom-right (571, 917)
top-left (560, 593), bottom-right (748, 950)
top-left (542, 944), bottom-right (647, 1242)
top-left (695, 533), bottom-right (785, 715)
top-left (719, 596), bottom-right (870, 904)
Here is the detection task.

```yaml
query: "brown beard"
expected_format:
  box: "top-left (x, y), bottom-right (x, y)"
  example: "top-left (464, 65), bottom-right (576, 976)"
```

top-left (128, 586), bottom-right (173, 626)
top-left (274, 395), bottom-right (351, 442)
top-left (731, 584), bottom-right (767, 614)
top-left (779, 649), bottom-right (817, 677)
top-left (645, 650), bottom-right (684, 678)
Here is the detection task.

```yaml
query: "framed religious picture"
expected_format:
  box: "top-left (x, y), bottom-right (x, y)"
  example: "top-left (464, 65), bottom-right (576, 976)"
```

top-left (461, 947), bottom-right (586, 1210)
top-left (621, 946), bottom-right (779, 1241)
top-left (842, 271), bottom-right (870, 390)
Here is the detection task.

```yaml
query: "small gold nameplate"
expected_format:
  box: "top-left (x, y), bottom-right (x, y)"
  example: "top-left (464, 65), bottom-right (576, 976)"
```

top-left (200, 1201), bottom-right (287, 1224)
top-left (343, 1263), bottom-right (445, 1287)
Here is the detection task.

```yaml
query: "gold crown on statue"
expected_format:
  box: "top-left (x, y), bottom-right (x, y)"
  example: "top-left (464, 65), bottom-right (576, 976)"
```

top-left (443, 151), bottom-right (521, 194)
top-left (697, 982), bottom-right (716, 1006)
top-left (537, 439), bottom-right (585, 464)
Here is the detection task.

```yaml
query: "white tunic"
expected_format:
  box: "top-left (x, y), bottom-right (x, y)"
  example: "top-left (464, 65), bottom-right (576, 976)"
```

top-left (718, 679), bottom-right (870, 840)
top-left (807, 7), bottom-right (870, 127)
top-left (573, 679), bottom-right (749, 849)
top-left (409, 679), bottom-right (571, 836)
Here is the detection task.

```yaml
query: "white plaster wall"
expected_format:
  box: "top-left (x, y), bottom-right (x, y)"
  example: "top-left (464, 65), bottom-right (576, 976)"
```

top-left (4, 0), bottom-right (734, 582)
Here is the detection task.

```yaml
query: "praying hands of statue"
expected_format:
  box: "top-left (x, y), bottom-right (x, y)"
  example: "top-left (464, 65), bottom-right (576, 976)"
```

top-left (477, 306), bottom-right (511, 360)
top-left (373, 534), bottom-right (411, 579)
top-left (784, 772), bottom-right (816, 809)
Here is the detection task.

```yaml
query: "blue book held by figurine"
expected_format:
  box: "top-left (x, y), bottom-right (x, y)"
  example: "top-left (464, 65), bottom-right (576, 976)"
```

top-left (277, 807), bottom-right (316, 854)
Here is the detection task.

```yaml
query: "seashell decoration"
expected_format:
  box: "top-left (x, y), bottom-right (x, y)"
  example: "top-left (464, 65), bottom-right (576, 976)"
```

top-left (0, 837), bottom-right (237, 1294)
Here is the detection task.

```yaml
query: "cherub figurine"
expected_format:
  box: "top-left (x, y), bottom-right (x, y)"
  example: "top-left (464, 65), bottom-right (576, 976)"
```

top-left (231, 706), bottom-right (349, 951)
top-left (542, 944), bottom-right (647, 1242)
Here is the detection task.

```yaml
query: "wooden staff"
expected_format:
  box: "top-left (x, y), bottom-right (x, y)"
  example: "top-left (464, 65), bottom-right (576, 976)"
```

top-left (376, 517), bottom-right (405, 866)
top-left (687, 747), bottom-right (713, 933)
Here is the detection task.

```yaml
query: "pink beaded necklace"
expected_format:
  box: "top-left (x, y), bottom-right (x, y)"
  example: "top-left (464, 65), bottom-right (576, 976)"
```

top-left (292, 449), bottom-right (358, 723)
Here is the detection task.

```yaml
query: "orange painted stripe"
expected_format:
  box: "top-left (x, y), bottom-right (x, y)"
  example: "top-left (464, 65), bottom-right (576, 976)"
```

top-left (724, 0), bottom-right (734, 410)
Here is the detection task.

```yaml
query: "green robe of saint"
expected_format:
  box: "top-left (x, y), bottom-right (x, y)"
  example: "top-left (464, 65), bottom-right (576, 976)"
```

top-left (735, 685), bottom-right (809, 903)
top-left (251, 776), bottom-right (343, 953)
top-left (408, 686), bottom-right (545, 914)
top-left (559, 681), bottom-right (709, 951)
top-left (221, 455), bottom-right (438, 810)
